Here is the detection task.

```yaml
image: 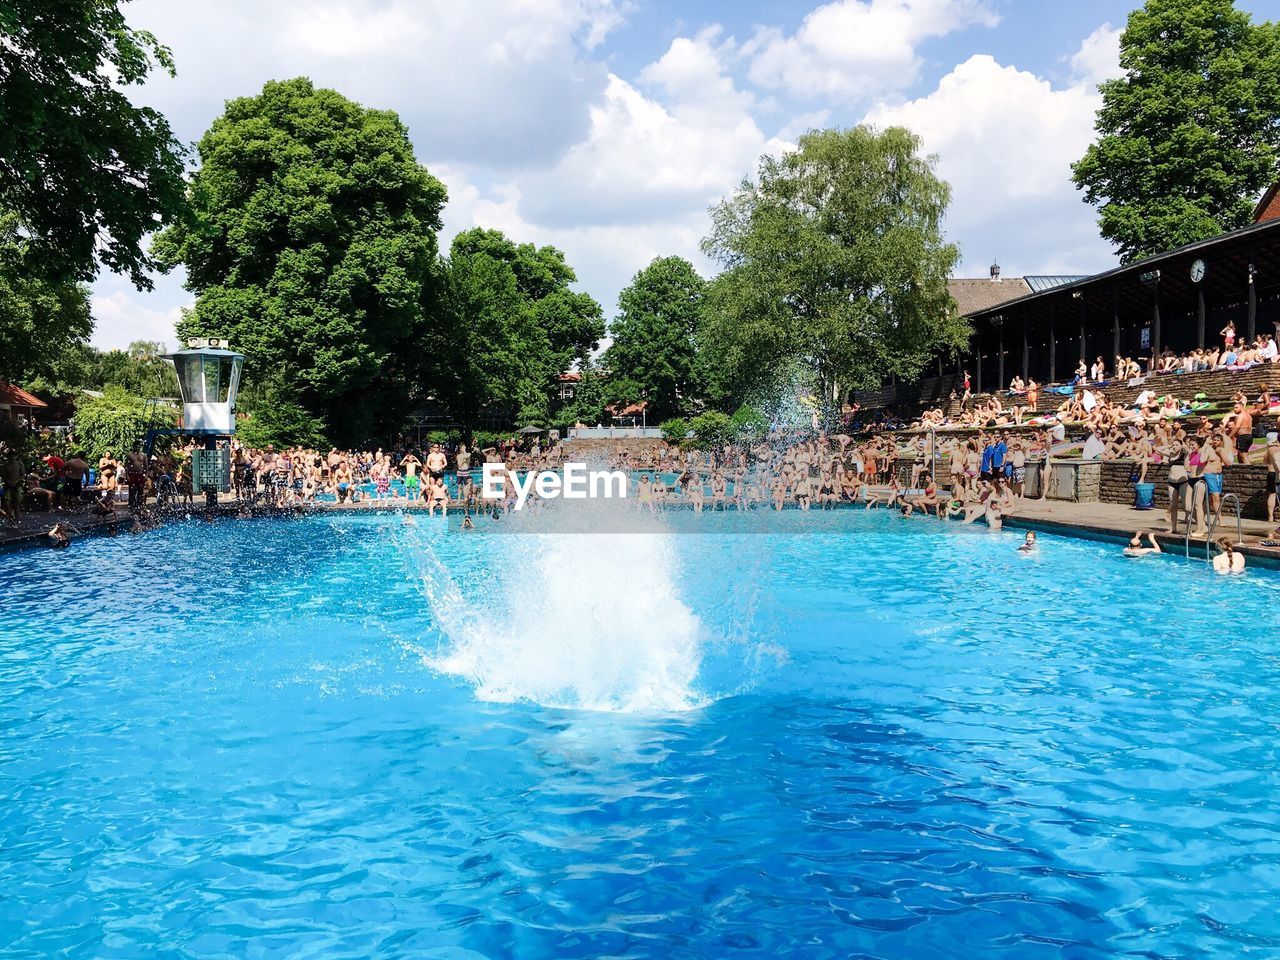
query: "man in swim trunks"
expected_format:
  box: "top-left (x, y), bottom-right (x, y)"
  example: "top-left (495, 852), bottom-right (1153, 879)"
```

top-left (426, 474), bottom-right (448, 516)
top-left (1007, 438), bottom-right (1025, 497)
top-left (400, 453), bottom-right (422, 503)
top-left (123, 444), bottom-right (149, 515)
top-left (1227, 403), bottom-right (1253, 463)
top-left (0, 443), bottom-right (23, 524)
top-left (426, 444), bottom-right (447, 481)
top-left (334, 460), bottom-right (353, 504)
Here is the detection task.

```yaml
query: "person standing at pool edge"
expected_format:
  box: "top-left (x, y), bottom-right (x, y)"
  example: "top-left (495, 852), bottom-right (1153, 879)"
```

top-left (400, 452), bottom-right (422, 503)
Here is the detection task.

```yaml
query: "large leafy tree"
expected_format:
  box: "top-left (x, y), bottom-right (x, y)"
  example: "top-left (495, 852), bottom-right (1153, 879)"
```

top-left (440, 228), bottom-right (604, 427)
top-left (1072, 0), bottom-right (1280, 263)
top-left (153, 77), bottom-right (447, 445)
top-left (605, 256), bottom-right (706, 421)
top-left (26, 339), bottom-right (178, 398)
top-left (0, 0), bottom-right (187, 287)
top-left (701, 126), bottom-right (966, 409)
top-left (0, 213), bottom-right (92, 383)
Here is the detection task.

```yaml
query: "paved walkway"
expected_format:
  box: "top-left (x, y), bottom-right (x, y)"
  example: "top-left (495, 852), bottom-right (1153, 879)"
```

top-left (0, 506), bottom-right (128, 550)
top-left (1003, 495), bottom-right (1280, 562)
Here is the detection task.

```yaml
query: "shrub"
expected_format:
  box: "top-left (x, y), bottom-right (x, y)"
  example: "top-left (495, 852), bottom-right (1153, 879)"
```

top-left (687, 410), bottom-right (732, 448)
top-left (470, 430), bottom-right (507, 450)
top-left (730, 405), bottom-right (768, 439)
top-left (236, 390), bottom-right (329, 449)
top-left (71, 386), bottom-right (161, 461)
top-left (659, 417), bottom-right (691, 444)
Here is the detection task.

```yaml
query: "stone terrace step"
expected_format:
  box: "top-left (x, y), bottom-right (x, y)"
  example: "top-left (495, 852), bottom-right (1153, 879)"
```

top-left (963, 364), bottom-right (1278, 416)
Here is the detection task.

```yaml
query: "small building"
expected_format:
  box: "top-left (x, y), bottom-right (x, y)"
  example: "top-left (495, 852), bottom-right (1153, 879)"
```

top-left (557, 371), bottom-right (581, 401)
top-left (0, 381), bottom-right (47, 428)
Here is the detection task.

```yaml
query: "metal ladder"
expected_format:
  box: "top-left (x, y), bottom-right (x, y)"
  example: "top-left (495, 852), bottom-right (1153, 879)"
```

top-left (1180, 478), bottom-right (1207, 559)
top-left (1203, 492), bottom-right (1243, 564)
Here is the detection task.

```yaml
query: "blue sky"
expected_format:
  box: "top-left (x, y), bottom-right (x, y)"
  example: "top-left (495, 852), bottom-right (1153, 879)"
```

top-left (90, 0), bottom-right (1279, 349)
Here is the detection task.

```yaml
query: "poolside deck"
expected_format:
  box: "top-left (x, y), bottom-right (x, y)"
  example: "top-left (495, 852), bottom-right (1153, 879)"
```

top-left (1002, 496), bottom-right (1280, 564)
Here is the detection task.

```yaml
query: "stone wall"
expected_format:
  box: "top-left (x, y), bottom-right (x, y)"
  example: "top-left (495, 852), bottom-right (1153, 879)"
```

top-left (1098, 460), bottom-right (1271, 519)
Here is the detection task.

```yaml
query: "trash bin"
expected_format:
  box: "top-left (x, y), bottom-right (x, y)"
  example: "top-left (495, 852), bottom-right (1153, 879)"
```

top-left (1134, 482), bottom-right (1155, 510)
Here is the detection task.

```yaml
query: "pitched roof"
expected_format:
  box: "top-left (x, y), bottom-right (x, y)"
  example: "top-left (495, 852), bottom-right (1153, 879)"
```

top-left (1254, 182), bottom-right (1280, 224)
top-left (1024, 275), bottom-right (1090, 293)
top-left (0, 382), bottom-right (47, 408)
top-left (947, 278), bottom-right (1032, 316)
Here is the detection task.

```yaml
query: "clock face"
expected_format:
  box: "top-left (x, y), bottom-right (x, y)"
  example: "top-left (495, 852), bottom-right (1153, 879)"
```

top-left (1190, 259), bottom-right (1206, 283)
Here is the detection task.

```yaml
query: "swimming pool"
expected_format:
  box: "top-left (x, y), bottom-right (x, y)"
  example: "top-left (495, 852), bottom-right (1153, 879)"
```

top-left (2, 511), bottom-right (1279, 957)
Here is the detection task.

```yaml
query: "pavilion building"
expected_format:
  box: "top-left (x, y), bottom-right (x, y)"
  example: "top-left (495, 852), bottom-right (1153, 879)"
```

top-left (954, 207), bottom-right (1280, 397)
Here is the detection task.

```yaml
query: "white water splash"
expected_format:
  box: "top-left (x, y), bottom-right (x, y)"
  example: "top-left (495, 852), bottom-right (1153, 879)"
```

top-left (402, 515), bottom-right (713, 713)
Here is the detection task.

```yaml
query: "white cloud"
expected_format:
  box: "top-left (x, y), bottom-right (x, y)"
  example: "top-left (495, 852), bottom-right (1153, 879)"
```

top-left (89, 276), bottom-right (190, 351)
top-left (746, 0), bottom-right (998, 99)
top-left (1070, 23), bottom-right (1124, 85)
top-left (86, 1), bottom-right (1126, 353)
top-left (864, 51), bottom-right (1114, 276)
top-left (439, 166), bottom-right (712, 324)
top-left (123, 0), bottom-right (622, 168)
top-left (518, 29), bottom-right (789, 229)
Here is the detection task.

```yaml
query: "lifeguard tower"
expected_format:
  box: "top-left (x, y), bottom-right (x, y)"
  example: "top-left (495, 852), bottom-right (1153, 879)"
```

top-left (156, 338), bottom-right (244, 507)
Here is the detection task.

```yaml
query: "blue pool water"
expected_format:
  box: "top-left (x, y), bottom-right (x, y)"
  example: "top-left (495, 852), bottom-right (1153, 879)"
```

top-left (3, 511), bottom-right (1280, 958)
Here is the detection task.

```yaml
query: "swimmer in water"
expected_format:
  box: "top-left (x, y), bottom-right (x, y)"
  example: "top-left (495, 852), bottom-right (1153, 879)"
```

top-left (1123, 530), bottom-right (1161, 557)
top-left (1212, 537), bottom-right (1245, 574)
top-left (1017, 531), bottom-right (1037, 553)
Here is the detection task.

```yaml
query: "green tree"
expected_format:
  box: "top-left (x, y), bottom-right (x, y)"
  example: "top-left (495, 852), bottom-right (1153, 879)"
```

top-left (25, 340), bottom-right (179, 399)
top-left (440, 228), bottom-right (604, 428)
top-left (1072, 0), bottom-right (1280, 263)
top-left (605, 256), bottom-right (706, 422)
top-left (701, 126), bottom-right (966, 411)
top-left (236, 386), bottom-right (329, 450)
top-left (0, 213), bottom-right (92, 383)
top-left (71, 386), bottom-right (173, 461)
top-left (687, 410), bottom-right (733, 449)
top-left (152, 77), bottom-right (447, 445)
top-left (658, 417), bottom-right (690, 445)
top-left (553, 358), bottom-right (609, 430)
top-left (0, 0), bottom-right (187, 287)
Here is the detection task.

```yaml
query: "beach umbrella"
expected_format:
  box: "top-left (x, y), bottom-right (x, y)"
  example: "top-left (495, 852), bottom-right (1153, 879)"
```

top-left (517, 425), bottom-right (545, 434)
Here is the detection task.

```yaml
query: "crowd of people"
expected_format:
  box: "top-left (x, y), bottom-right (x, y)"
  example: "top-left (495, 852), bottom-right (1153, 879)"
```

top-left (4, 337), bottom-right (1278, 567)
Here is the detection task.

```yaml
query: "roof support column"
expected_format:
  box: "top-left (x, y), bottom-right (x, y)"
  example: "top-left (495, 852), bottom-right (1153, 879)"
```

top-left (1248, 262), bottom-right (1257, 343)
top-left (996, 319), bottom-right (1005, 392)
top-left (1153, 291), bottom-right (1161, 362)
top-left (1196, 284), bottom-right (1206, 349)
top-left (1048, 316), bottom-right (1056, 384)
top-left (976, 346), bottom-right (983, 396)
top-left (1021, 324), bottom-right (1029, 381)
top-left (1112, 296), bottom-right (1120, 371)
top-left (1076, 291), bottom-right (1087, 365)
